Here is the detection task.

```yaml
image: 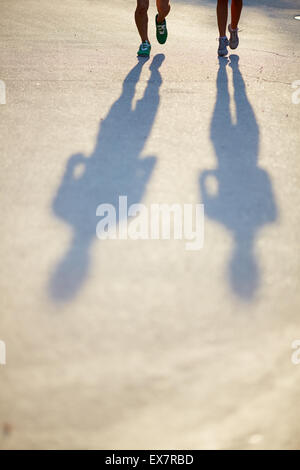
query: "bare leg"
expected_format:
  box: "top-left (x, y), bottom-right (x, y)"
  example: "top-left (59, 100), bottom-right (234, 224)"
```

top-left (135, 0), bottom-right (150, 42)
top-left (217, 0), bottom-right (228, 37)
top-left (156, 0), bottom-right (171, 24)
top-left (231, 0), bottom-right (243, 29)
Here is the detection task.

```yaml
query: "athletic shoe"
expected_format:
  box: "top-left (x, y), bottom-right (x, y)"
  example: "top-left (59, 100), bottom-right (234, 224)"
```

top-left (155, 14), bottom-right (168, 44)
top-left (218, 37), bottom-right (229, 57)
top-left (228, 24), bottom-right (239, 50)
top-left (137, 40), bottom-right (151, 57)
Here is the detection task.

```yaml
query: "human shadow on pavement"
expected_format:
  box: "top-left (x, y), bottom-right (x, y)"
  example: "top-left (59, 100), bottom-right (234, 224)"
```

top-left (49, 54), bottom-right (165, 302)
top-left (200, 55), bottom-right (278, 300)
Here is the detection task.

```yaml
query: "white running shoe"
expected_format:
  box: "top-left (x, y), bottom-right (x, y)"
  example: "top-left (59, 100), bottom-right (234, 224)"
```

top-left (228, 24), bottom-right (239, 50)
top-left (218, 37), bottom-right (229, 57)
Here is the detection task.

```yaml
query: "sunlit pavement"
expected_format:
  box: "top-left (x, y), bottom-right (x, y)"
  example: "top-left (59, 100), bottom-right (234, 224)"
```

top-left (0, 0), bottom-right (300, 449)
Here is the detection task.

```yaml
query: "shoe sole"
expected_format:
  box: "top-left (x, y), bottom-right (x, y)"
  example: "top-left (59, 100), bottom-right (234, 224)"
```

top-left (157, 33), bottom-right (168, 45)
top-left (156, 14), bottom-right (168, 44)
top-left (137, 50), bottom-right (151, 57)
top-left (228, 25), bottom-right (239, 50)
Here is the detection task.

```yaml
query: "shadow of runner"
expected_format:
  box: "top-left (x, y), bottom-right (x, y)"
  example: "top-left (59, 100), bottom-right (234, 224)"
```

top-left (200, 55), bottom-right (278, 300)
top-left (49, 54), bottom-right (165, 302)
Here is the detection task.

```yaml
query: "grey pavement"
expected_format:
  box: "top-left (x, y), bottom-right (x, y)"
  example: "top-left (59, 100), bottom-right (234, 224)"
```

top-left (0, 0), bottom-right (300, 449)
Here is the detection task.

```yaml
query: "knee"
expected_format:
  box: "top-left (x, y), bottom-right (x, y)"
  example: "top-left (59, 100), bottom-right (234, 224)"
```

top-left (136, 0), bottom-right (149, 15)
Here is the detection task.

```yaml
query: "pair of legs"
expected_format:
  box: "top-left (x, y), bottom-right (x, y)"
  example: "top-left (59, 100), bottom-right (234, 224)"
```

top-left (217, 0), bottom-right (243, 36)
top-left (135, 0), bottom-right (171, 43)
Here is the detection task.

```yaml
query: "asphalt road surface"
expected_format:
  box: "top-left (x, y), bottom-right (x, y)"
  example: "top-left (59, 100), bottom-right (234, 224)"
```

top-left (0, 0), bottom-right (300, 450)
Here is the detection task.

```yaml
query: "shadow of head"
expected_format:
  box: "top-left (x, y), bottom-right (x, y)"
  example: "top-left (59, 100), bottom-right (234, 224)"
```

top-left (230, 242), bottom-right (259, 300)
top-left (49, 237), bottom-right (90, 302)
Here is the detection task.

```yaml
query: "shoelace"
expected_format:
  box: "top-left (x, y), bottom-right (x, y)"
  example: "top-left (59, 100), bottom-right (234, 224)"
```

top-left (157, 24), bottom-right (166, 34)
top-left (141, 42), bottom-right (150, 50)
top-left (220, 37), bottom-right (228, 45)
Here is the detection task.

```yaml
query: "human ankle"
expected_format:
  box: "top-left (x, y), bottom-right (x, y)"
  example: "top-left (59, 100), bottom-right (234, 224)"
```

top-left (157, 14), bottom-right (165, 24)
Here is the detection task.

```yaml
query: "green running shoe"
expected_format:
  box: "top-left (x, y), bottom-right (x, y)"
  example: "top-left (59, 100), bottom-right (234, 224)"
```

top-left (137, 40), bottom-right (151, 57)
top-left (155, 14), bottom-right (168, 44)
